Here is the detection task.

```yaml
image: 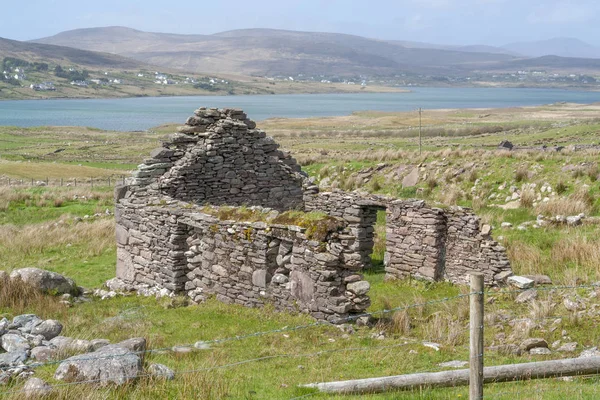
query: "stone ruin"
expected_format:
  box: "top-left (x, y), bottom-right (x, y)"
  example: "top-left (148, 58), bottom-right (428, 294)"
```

top-left (114, 107), bottom-right (512, 322)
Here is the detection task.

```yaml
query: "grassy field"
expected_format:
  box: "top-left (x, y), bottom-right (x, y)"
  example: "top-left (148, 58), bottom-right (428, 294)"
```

top-left (1, 103), bottom-right (600, 398)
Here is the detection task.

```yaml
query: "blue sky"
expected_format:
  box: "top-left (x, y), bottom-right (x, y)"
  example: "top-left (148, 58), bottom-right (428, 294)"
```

top-left (2, 0), bottom-right (600, 46)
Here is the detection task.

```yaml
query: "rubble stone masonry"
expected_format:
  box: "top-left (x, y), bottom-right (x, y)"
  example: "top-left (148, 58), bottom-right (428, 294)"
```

top-left (114, 107), bottom-right (511, 321)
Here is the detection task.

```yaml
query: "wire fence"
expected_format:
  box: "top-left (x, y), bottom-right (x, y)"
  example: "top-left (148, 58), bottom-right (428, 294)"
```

top-left (1, 282), bottom-right (599, 399)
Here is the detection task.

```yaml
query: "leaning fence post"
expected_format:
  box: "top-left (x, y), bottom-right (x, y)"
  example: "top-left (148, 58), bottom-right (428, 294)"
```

top-left (470, 273), bottom-right (484, 400)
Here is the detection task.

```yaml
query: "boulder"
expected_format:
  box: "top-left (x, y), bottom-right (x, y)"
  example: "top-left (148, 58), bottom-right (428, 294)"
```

top-left (54, 344), bottom-right (142, 386)
top-left (0, 350), bottom-right (28, 368)
top-left (9, 268), bottom-right (78, 295)
top-left (498, 140), bottom-right (514, 150)
top-left (1, 333), bottom-right (30, 353)
top-left (48, 336), bottom-right (74, 351)
top-left (520, 338), bottom-right (548, 351)
top-left (10, 314), bottom-right (42, 332)
top-left (402, 168), bottom-right (419, 188)
top-left (30, 346), bottom-right (57, 362)
top-left (22, 377), bottom-right (52, 398)
top-left (515, 289), bottom-right (538, 304)
top-left (115, 338), bottom-right (146, 353)
top-left (30, 320), bottom-right (63, 340)
top-left (148, 363), bottom-right (175, 380)
top-left (523, 275), bottom-right (552, 286)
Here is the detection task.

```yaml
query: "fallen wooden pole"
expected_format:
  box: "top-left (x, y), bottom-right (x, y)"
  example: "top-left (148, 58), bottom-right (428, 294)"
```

top-left (301, 356), bottom-right (600, 395)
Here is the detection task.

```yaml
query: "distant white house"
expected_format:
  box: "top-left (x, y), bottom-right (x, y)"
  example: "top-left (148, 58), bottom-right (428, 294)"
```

top-left (70, 80), bottom-right (89, 87)
top-left (30, 82), bottom-right (56, 91)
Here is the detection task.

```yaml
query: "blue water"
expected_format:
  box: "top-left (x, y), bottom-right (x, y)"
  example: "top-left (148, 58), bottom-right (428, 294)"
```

top-left (1, 87), bottom-right (600, 131)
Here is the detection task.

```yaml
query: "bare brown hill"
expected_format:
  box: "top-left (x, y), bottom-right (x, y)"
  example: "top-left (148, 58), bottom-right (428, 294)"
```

top-left (0, 36), bottom-right (144, 69)
top-left (33, 26), bottom-right (518, 77)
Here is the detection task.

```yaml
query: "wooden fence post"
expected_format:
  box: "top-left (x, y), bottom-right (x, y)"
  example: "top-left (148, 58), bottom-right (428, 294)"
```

top-left (470, 273), bottom-right (484, 400)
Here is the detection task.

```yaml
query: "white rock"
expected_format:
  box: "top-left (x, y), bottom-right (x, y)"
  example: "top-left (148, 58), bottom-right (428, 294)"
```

top-left (507, 276), bottom-right (535, 289)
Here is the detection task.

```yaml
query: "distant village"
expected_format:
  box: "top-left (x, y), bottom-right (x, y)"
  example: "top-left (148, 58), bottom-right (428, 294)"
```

top-left (2, 56), bottom-right (599, 94)
top-left (0, 57), bottom-right (230, 93)
top-left (265, 70), bottom-right (600, 88)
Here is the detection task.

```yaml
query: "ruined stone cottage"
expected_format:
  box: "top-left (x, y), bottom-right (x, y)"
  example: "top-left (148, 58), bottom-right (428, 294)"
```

top-left (114, 107), bottom-right (511, 322)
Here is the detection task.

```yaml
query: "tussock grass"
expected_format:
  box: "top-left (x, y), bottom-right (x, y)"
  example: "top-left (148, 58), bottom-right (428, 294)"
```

top-left (519, 186), bottom-right (536, 208)
top-left (0, 274), bottom-right (66, 317)
top-left (536, 188), bottom-right (594, 216)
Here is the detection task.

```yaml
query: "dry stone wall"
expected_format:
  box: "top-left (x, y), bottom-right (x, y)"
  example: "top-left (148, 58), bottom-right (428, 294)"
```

top-left (384, 200), bottom-right (511, 285)
top-left (385, 200), bottom-right (447, 281)
top-left (181, 212), bottom-right (371, 322)
top-left (114, 106), bottom-right (512, 323)
top-left (304, 191), bottom-right (386, 270)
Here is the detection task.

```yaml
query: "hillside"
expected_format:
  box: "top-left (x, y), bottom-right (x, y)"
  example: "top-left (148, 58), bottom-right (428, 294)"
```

top-left (33, 27), bottom-right (518, 77)
top-left (0, 36), bottom-right (144, 69)
top-left (503, 37), bottom-right (600, 59)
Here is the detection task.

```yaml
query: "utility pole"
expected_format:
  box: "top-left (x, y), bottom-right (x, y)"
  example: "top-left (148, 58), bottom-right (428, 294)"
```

top-left (418, 107), bottom-right (422, 155)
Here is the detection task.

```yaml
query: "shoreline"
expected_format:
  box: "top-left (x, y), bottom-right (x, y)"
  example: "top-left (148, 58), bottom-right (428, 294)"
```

top-left (2, 83), bottom-right (600, 102)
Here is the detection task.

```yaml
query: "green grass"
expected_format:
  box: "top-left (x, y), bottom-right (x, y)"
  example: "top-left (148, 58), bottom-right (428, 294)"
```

top-left (2, 109), bottom-right (600, 398)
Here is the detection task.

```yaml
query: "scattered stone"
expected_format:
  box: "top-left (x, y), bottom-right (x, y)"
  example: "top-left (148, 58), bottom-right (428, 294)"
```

top-left (438, 360), bottom-right (468, 368)
top-left (90, 339), bottom-right (111, 351)
top-left (515, 289), bottom-right (538, 304)
top-left (495, 270), bottom-right (513, 284)
top-left (507, 276), bottom-right (535, 290)
top-left (520, 338), bottom-right (548, 351)
top-left (48, 336), bottom-right (74, 351)
top-left (30, 346), bottom-right (57, 362)
top-left (116, 338), bottom-right (146, 353)
top-left (402, 168), bottom-right (419, 188)
top-left (1, 333), bottom-right (30, 353)
top-left (422, 342), bottom-right (441, 351)
top-left (54, 344), bottom-right (142, 386)
top-left (489, 344), bottom-right (522, 356)
top-left (523, 275), bottom-right (552, 286)
top-left (579, 347), bottom-right (600, 358)
top-left (557, 342), bottom-right (578, 352)
top-left (499, 140), bottom-right (514, 150)
top-left (530, 347), bottom-right (552, 355)
top-left (563, 298), bottom-right (585, 312)
top-left (30, 320), bottom-right (63, 340)
top-left (0, 351), bottom-right (28, 368)
top-left (22, 377), bottom-right (52, 398)
top-left (148, 363), bottom-right (175, 380)
top-left (500, 222), bottom-right (513, 229)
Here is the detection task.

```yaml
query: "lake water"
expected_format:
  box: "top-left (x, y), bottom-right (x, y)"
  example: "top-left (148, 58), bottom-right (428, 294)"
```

top-left (1, 87), bottom-right (600, 131)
